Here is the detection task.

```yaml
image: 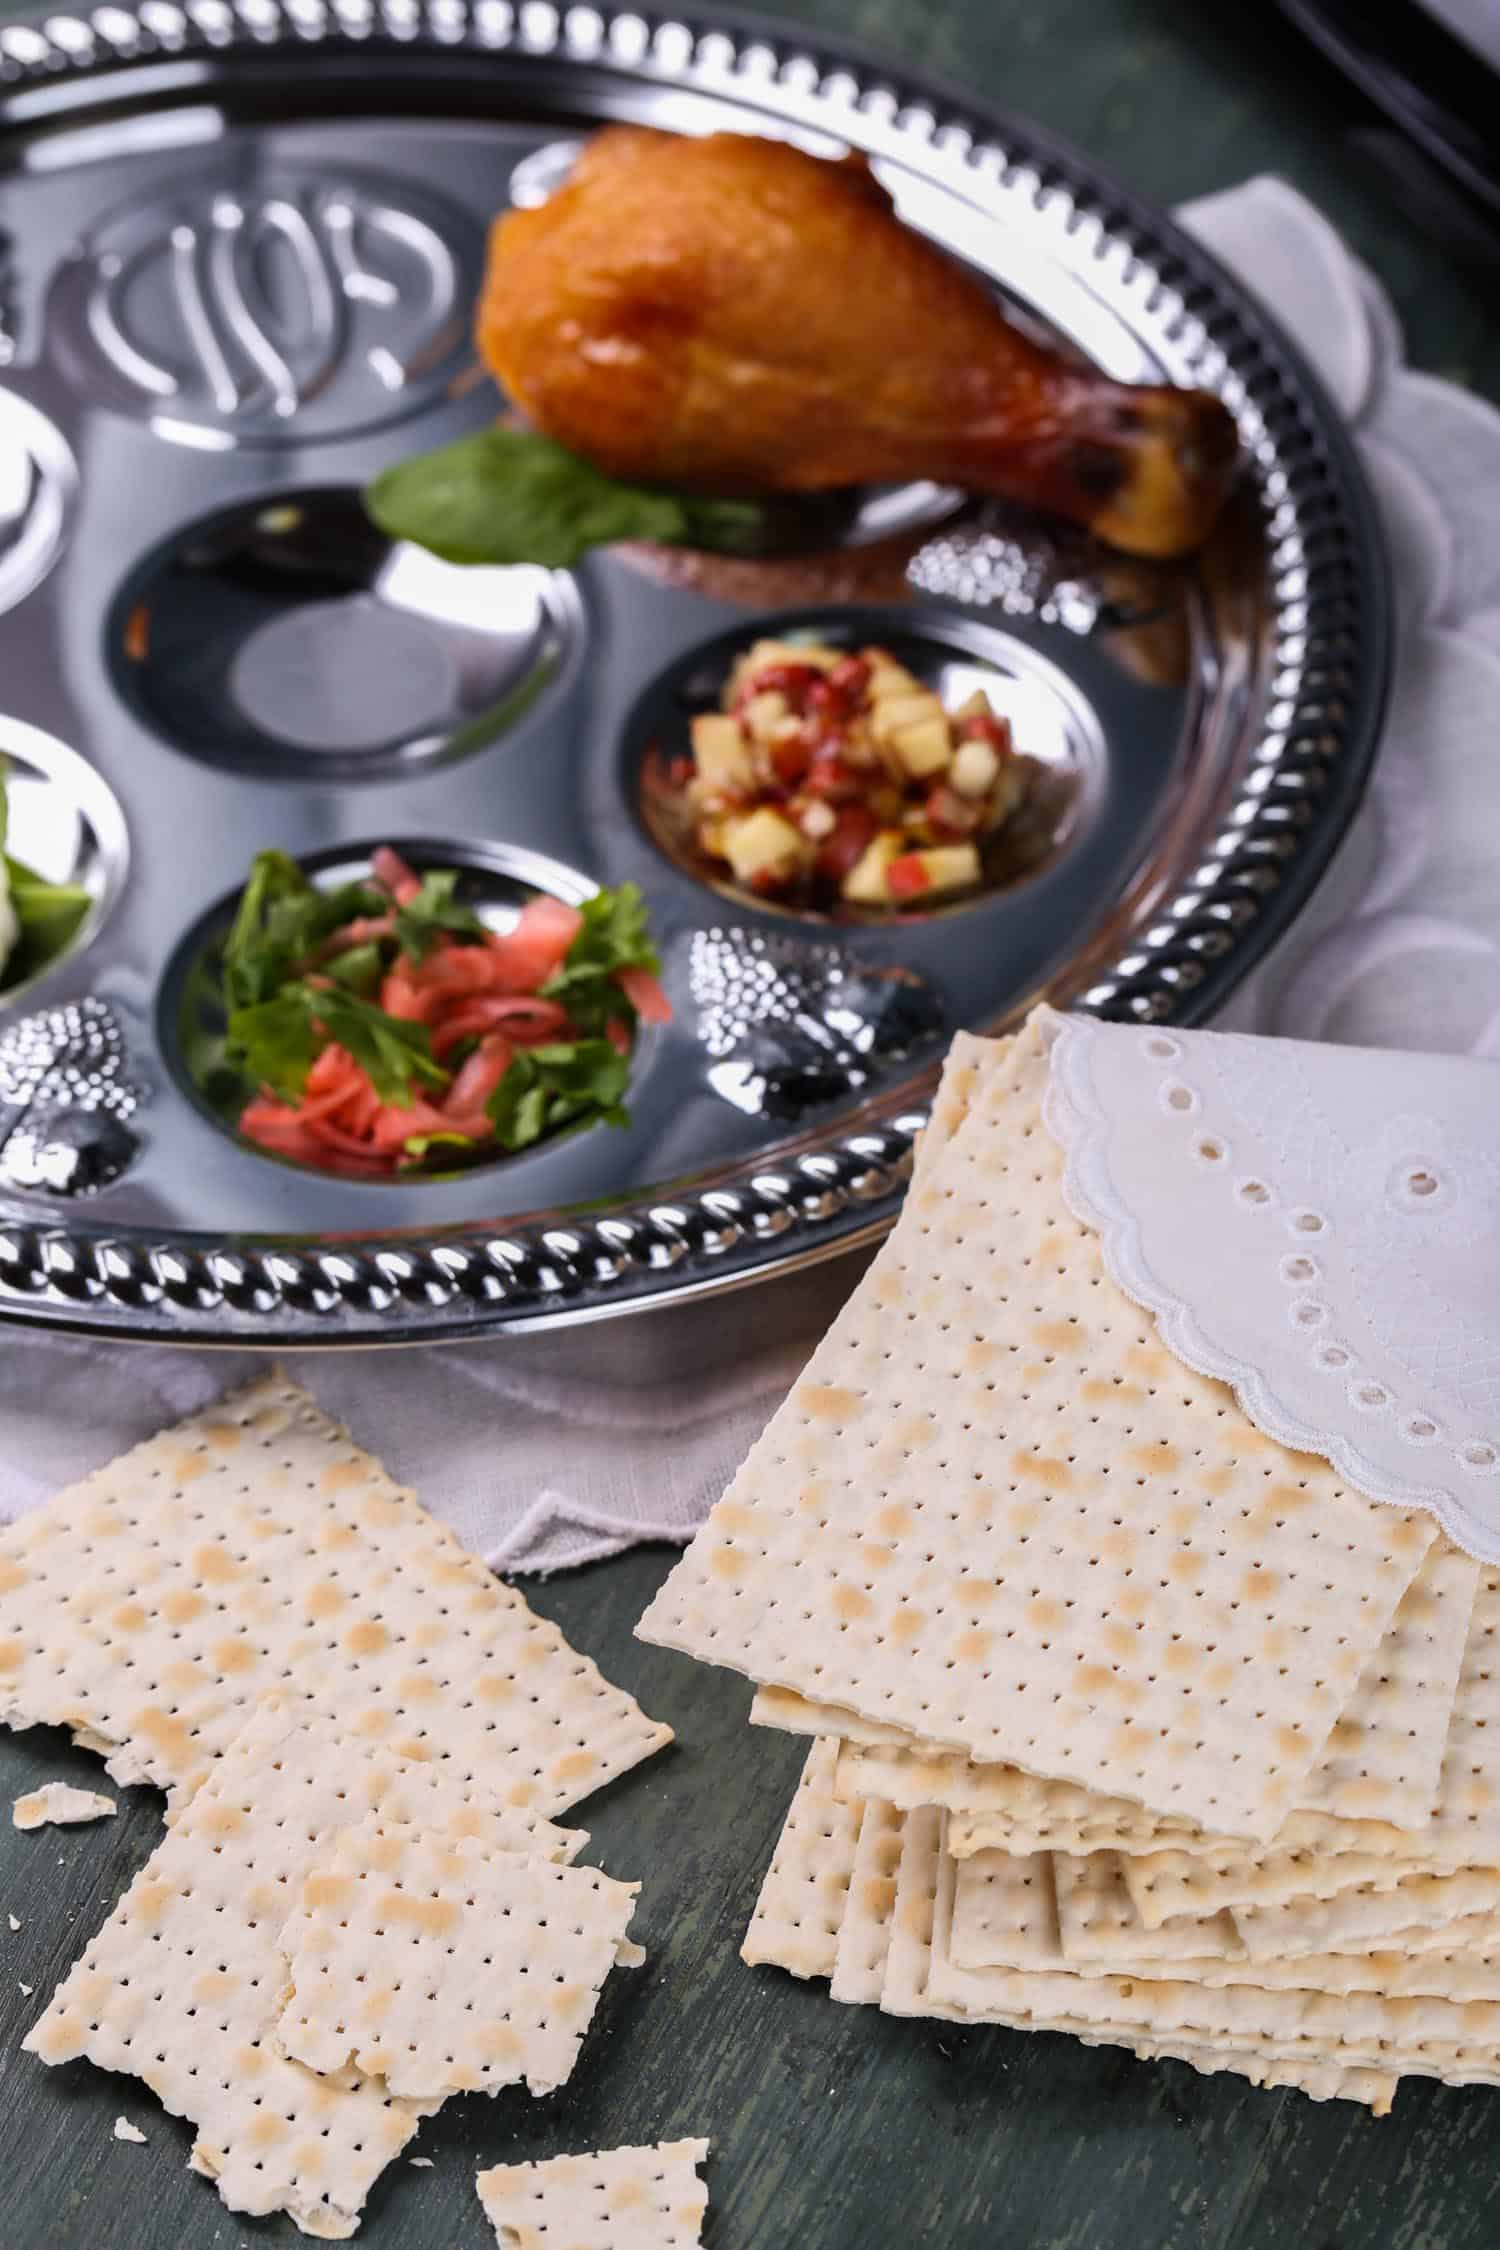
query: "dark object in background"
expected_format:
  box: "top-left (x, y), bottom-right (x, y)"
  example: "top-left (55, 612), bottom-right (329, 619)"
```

top-left (1276, 0), bottom-right (1500, 237)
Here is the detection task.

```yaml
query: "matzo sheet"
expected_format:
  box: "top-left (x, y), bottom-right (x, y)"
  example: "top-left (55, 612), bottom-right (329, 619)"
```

top-left (741, 1740), bottom-right (859, 1982)
top-left (831, 1797), bottom-right (903, 2006)
top-left (865, 1809), bottom-right (1403, 2104)
top-left (843, 1539), bottom-right (1477, 1850)
top-left (0, 1371), bottom-right (670, 1816)
top-left (1235, 1867), bottom-right (1500, 1961)
top-left (640, 1021), bottom-right (1433, 1841)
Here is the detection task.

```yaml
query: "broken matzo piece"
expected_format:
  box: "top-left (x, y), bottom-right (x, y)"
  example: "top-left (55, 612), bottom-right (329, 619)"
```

top-left (476, 2139), bottom-right (710, 2250)
top-left (26, 1702), bottom-right (579, 2239)
top-left (0, 1371), bottom-right (670, 1815)
top-left (13, 1782), bottom-right (117, 1831)
top-left (639, 1019), bottom-right (1434, 1841)
top-left (741, 1739), bottom-right (860, 1982)
top-left (276, 1812), bottom-right (639, 2100)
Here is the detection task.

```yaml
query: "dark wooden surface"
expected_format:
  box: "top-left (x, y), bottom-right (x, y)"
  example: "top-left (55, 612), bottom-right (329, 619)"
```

top-left (6, 2), bottom-right (1500, 2245)
top-left (6, 1544), bottom-right (1500, 2250)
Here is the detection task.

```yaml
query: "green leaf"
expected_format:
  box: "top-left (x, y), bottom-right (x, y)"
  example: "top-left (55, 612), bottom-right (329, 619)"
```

top-left (219, 851), bottom-right (386, 1012)
top-left (541, 881), bottom-right (661, 1036)
top-left (0, 764), bottom-right (94, 988)
top-left (486, 1037), bottom-right (632, 1152)
top-left (305, 987), bottom-right (448, 1106)
top-left (400, 1131), bottom-right (479, 1165)
top-left (366, 427), bottom-right (766, 571)
top-left (323, 941), bottom-right (385, 998)
top-left (391, 868), bottom-right (484, 962)
top-left (224, 990), bottom-right (324, 1100)
top-left (223, 984), bottom-right (447, 1107)
top-left (5, 856), bottom-right (91, 954)
top-left (545, 882), bottom-right (660, 989)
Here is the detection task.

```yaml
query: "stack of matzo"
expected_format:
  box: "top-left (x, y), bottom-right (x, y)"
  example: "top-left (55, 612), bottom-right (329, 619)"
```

top-left (639, 1019), bottom-right (1500, 2109)
top-left (0, 1375), bottom-right (671, 2234)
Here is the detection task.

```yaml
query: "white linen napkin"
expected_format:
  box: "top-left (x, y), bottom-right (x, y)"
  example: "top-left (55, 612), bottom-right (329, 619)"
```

top-left (3, 175), bottom-right (1498, 1568)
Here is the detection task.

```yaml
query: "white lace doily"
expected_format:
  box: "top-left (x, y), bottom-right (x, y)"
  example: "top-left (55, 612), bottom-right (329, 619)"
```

top-left (3, 176), bottom-right (1500, 1570)
top-left (1043, 1007), bottom-right (1500, 1561)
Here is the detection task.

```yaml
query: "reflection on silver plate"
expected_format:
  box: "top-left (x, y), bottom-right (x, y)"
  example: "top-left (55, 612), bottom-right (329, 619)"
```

top-left (0, 2), bottom-right (1388, 1345)
top-left (45, 164), bottom-right (482, 446)
top-left (108, 489), bottom-right (579, 778)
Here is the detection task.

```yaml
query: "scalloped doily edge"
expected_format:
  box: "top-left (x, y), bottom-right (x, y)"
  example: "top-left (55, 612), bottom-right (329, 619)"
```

top-left (1036, 1007), bottom-right (1500, 1566)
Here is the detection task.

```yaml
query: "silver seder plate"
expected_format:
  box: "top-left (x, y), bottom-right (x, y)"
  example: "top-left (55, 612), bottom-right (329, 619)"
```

top-left (0, 1), bottom-right (1388, 1348)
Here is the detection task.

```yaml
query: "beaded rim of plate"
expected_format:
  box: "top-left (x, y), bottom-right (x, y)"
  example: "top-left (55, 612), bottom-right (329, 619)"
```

top-left (0, 0), bottom-right (1388, 1338)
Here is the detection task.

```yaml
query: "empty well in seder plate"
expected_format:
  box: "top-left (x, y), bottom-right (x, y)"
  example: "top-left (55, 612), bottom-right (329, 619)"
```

top-left (105, 488), bottom-right (581, 780)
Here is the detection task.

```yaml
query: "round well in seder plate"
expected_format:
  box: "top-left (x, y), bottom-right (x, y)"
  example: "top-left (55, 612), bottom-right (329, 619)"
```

top-left (106, 488), bottom-right (579, 781)
top-left (161, 837), bottom-right (631, 1184)
top-left (0, 392), bottom-right (76, 617)
top-left (0, 717), bottom-right (129, 1009)
top-left (630, 609), bottom-right (1102, 923)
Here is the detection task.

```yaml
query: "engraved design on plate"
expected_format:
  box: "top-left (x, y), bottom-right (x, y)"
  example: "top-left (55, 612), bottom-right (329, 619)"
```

top-left (690, 927), bottom-right (945, 1119)
top-left (56, 171), bottom-right (479, 443)
top-left (0, 998), bottom-right (145, 1196)
top-left (0, 393), bottom-right (75, 615)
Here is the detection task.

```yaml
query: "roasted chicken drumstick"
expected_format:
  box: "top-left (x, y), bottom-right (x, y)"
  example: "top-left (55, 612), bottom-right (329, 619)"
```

top-left (478, 128), bottom-right (1238, 560)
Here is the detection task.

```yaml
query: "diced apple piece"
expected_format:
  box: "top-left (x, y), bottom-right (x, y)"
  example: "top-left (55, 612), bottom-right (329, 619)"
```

top-left (949, 738), bottom-right (1000, 798)
top-left (901, 842), bottom-right (982, 898)
top-left (841, 717), bottom-right (879, 769)
top-left (691, 712), bottom-right (755, 795)
top-left (720, 806), bottom-right (812, 887)
top-left (870, 692), bottom-right (943, 746)
top-left (840, 830), bottom-right (905, 905)
top-left (951, 689), bottom-right (995, 724)
top-left (888, 714), bottom-right (953, 779)
top-left (866, 665), bottom-right (924, 703)
top-left (741, 690), bottom-right (790, 745)
top-left (748, 639), bottom-right (841, 672)
top-left (726, 639), bottom-right (841, 701)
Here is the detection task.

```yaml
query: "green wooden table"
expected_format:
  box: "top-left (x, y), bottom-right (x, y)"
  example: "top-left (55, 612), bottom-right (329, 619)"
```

top-left (5, 4), bottom-right (1500, 2246)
